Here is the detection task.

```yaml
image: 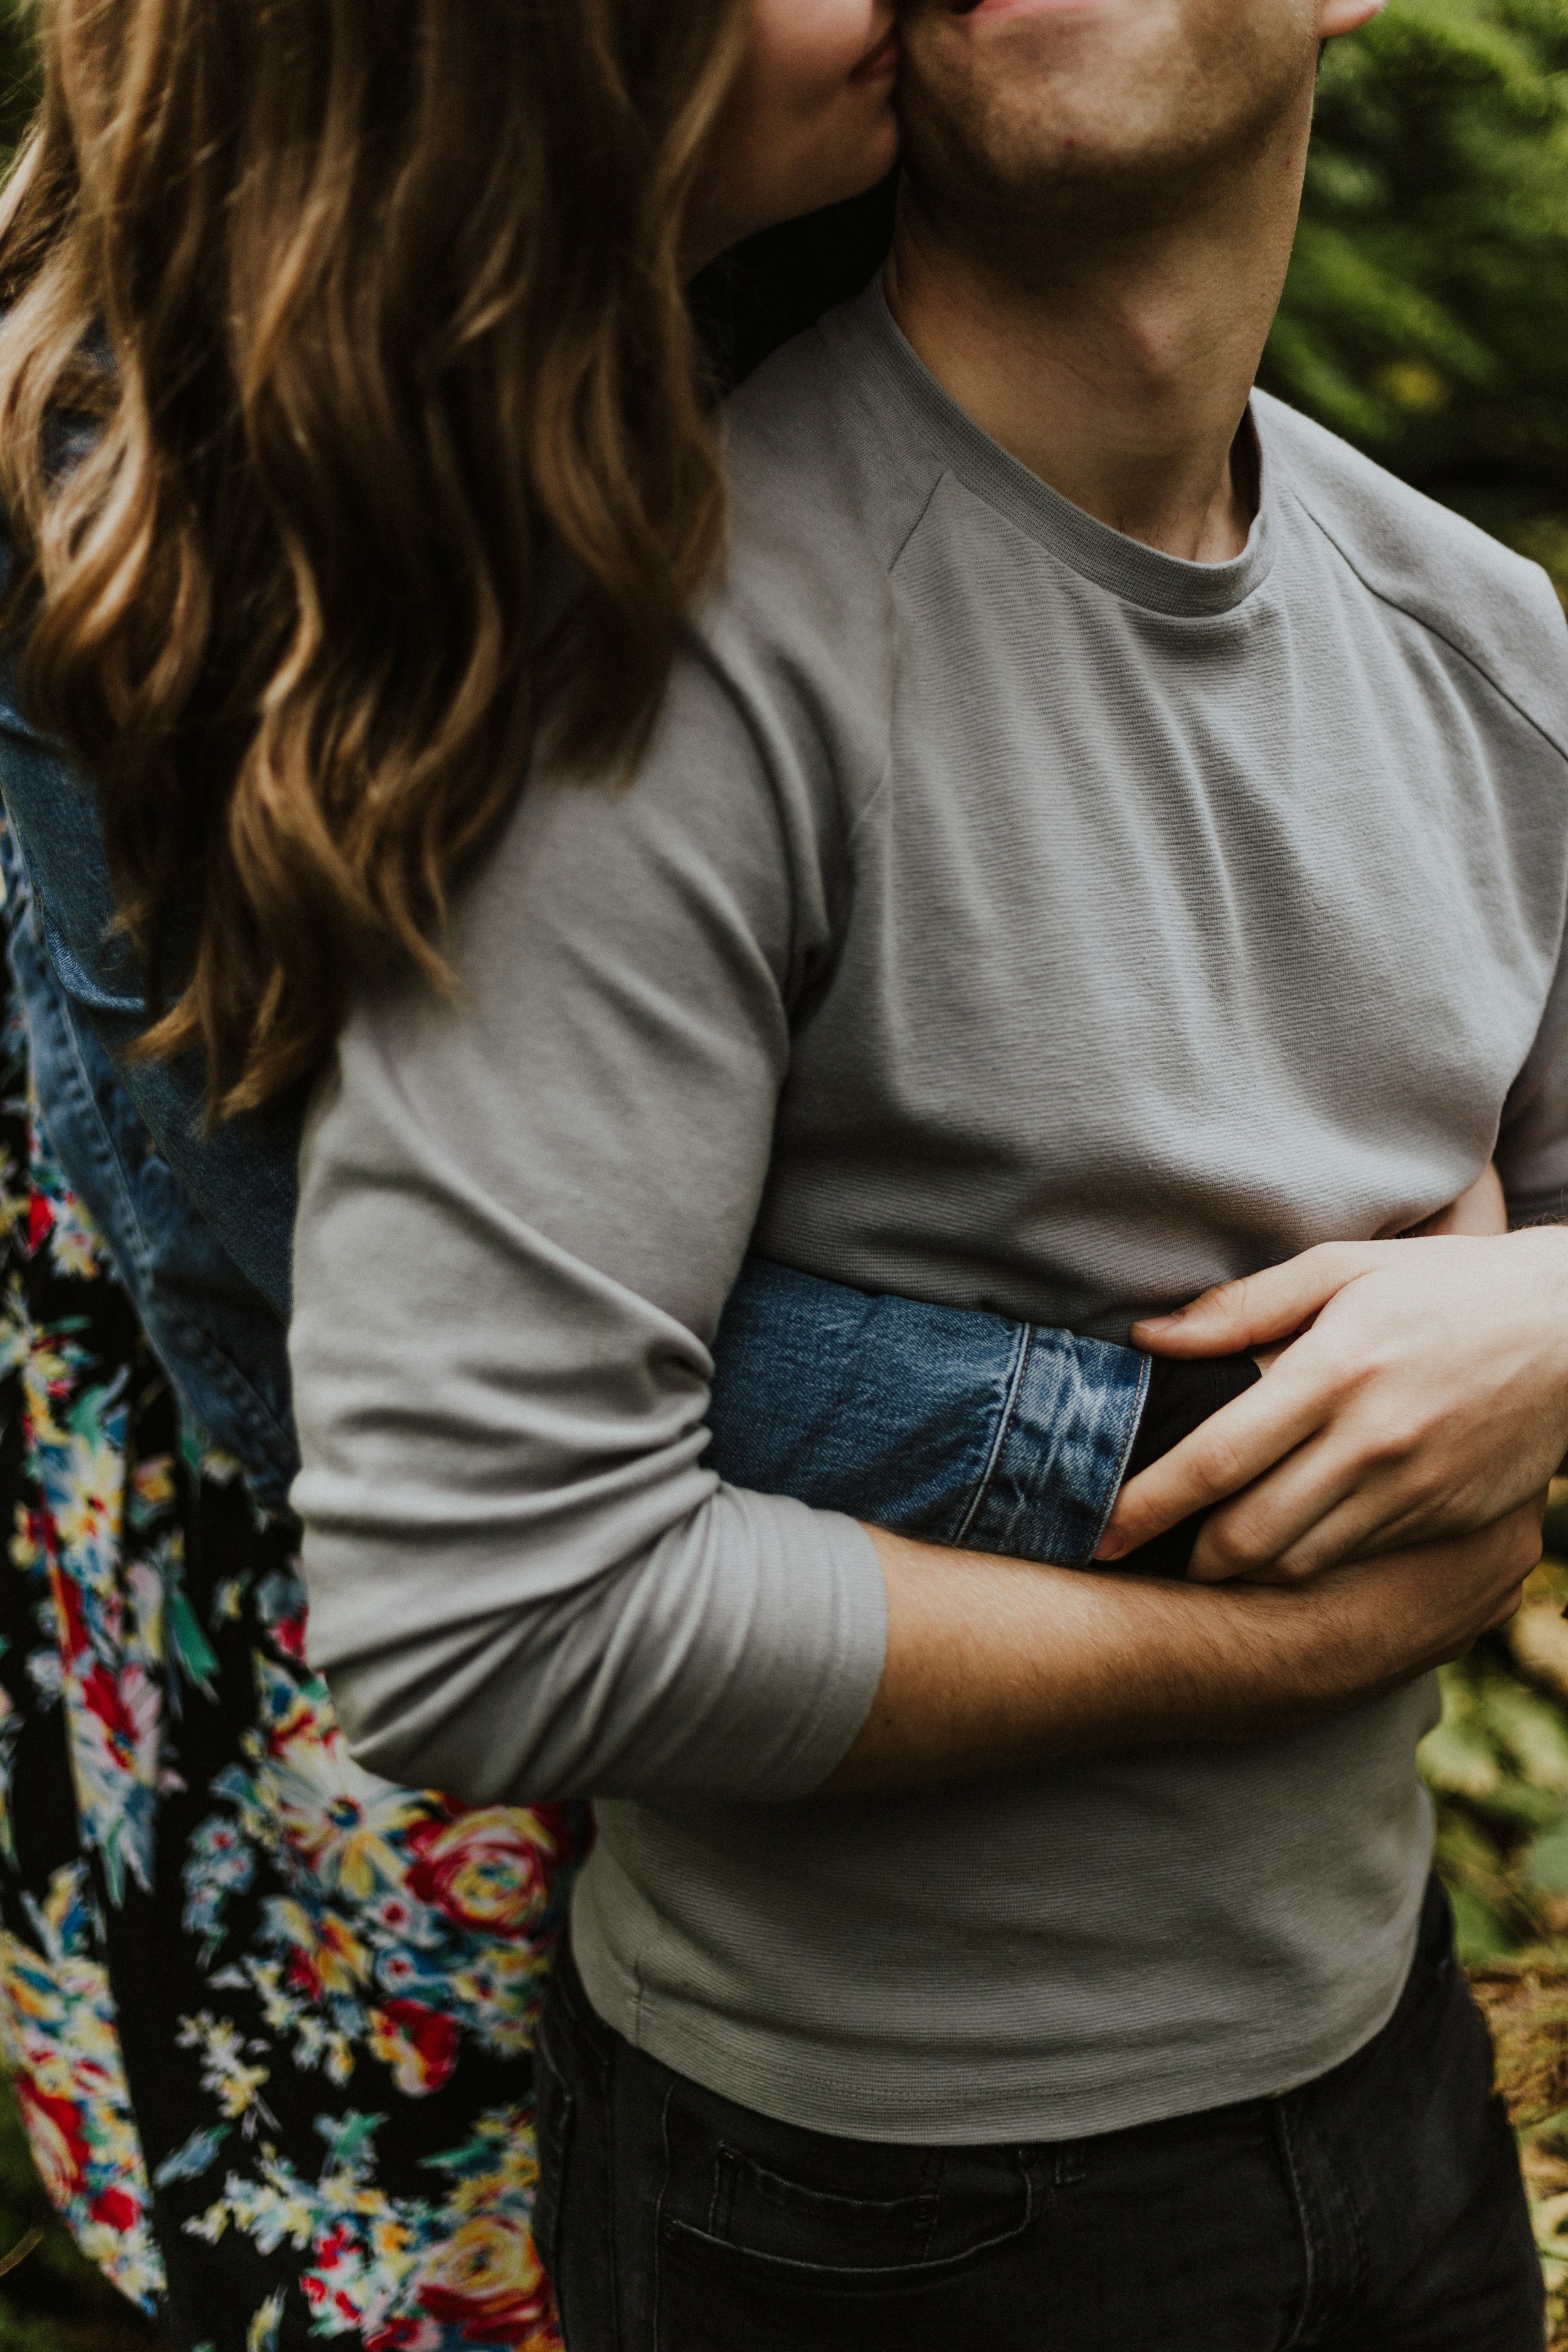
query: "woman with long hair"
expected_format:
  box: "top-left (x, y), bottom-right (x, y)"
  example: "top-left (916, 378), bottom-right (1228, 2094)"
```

top-left (0, 0), bottom-right (1558, 2345)
top-left (0, 6), bottom-right (904, 2346)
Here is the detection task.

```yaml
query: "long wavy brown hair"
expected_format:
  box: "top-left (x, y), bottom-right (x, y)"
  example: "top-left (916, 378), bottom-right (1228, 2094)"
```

top-left (0, 0), bottom-right (745, 1116)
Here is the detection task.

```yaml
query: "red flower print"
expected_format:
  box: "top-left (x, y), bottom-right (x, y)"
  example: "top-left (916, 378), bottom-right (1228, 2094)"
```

top-left (25, 1190), bottom-right (54, 1257)
top-left (370, 2000), bottom-right (461, 2097)
top-left (406, 1812), bottom-right (554, 1939)
top-left (89, 2185), bottom-right (139, 2234)
top-left (48, 1569), bottom-right (90, 1667)
top-left (14, 2079), bottom-right (90, 2210)
top-left (417, 2215), bottom-right (552, 2346)
top-left (366, 2322), bottom-right (427, 2351)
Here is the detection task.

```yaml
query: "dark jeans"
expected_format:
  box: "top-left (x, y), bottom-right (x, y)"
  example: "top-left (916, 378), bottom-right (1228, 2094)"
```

top-left (534, 1880), bottom-right (1543, 2351)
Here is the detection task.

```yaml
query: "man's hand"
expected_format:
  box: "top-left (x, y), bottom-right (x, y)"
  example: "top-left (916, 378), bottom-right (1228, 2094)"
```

top-left (1096, 1226), bottom-right (1568, 1584)
top-left (827, 1497), bottom-right (1544, 1792)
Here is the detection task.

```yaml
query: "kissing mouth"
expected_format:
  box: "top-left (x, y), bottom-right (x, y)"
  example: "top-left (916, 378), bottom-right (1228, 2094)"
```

top-left (951, 0), bottom-right (1114, 17)
top-left (851, 25), bottom-right (901, 82)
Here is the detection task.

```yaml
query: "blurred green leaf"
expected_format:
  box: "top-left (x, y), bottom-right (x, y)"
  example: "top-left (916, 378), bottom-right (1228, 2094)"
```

top-left (1269, 0), bottom-right (1568, 591)
top-left (1527, 1823), bottom-right (1568, 1893)
top-left (1449, 1881), bottom-right (1519, 1960)
top-left (1480, 1675), bottom-right (1568, 1794)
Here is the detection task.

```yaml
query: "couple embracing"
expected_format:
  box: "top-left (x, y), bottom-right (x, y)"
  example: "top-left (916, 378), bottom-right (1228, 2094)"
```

top-left (1, 1), bottom-right (1565, 2347)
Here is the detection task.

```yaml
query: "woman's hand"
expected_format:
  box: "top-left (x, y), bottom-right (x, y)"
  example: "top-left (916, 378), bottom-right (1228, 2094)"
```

top-left (1096, 1224), bottom-right (1568, 1584)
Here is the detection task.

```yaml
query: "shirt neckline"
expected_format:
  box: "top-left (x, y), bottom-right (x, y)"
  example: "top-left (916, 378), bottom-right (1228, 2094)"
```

top-left (826, 277), bottom-right (1276, 621)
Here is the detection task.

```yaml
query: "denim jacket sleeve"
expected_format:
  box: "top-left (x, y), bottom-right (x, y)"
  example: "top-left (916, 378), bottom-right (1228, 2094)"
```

top-left (710, 1258), bottom-right (1149, 1570)
top-left (0, 623), bottom-right (301, 1509)
top-left (0, 637), bottom-right (1147, 1553)
top-left (0, 642), bottom-right (298, 1318)
top-left (2, 817), bottom-right (301, 1509)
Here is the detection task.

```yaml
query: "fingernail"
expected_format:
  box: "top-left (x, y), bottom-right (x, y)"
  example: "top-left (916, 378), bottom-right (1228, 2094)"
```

top-left (1137, 1312), bottom-right (1183, 1331)
top-left (1096, 1531), bottom-right (1129, 1561)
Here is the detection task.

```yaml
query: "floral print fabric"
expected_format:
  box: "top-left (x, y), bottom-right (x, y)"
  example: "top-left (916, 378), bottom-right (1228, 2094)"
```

top-left (0, 992), bottom-right (587, 2349)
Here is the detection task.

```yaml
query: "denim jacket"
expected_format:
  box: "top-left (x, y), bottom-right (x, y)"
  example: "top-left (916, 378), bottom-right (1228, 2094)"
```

top-left (0, 668), bottom-right (1150, 1556)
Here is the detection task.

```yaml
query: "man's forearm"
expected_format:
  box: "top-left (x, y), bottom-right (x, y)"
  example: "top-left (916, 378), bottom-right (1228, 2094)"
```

top-left (825, 1506), bottom-right (1544, 1794)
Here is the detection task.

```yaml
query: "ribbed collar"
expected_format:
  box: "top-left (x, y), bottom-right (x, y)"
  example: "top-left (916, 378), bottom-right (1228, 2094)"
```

top-left (823, 276), bottom-right (1276, 620)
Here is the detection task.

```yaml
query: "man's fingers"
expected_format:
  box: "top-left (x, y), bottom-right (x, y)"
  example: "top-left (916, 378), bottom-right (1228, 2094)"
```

top-left (1131, 1243), bottom-right (1391, 1358)
top-left (1096, 1377), bottom-right (1328, 1558)
top-left (1192, 1482), bottom-right (1394, 1586)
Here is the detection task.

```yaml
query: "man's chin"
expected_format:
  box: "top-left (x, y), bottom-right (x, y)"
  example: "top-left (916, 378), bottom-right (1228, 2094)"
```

top-left (898, 0), bottom-right (1314, 240)
top-left (899, 9), bottom-right (1194, 223)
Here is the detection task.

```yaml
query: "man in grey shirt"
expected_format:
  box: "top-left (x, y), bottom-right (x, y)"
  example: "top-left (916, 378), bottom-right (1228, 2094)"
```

top-left (293, 0), bottom-right (1567, 2342)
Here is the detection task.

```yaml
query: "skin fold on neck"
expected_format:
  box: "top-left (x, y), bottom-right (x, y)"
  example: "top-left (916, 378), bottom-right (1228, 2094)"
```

top-left (883, 39), bottom-right (1317, 564)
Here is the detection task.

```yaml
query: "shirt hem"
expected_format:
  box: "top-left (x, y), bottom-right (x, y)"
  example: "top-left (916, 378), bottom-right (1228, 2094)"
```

top-left (570, 1914), bottom-right (1423, 2148)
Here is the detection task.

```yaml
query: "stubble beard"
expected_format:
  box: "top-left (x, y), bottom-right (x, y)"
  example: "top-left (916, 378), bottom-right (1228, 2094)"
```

top-left (896, 16), bottom-right (1315, 275)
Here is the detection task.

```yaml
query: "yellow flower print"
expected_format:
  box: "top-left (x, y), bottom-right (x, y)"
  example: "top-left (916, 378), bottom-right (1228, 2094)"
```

top-left (246, 2288), bottom-right (284, 2352)
top-left (176, 2012), bottom-right (274, 2127)
top-left (131, 1456), bottom-right (178, 1514)
top-left (0, 1869), bottom-right (164, 2311)
top-left (267, 1900), bottom-right (372, 2002)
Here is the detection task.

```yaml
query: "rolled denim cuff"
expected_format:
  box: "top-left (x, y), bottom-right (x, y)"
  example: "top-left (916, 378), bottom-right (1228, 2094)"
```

top-left (707, 1257), bottom-right (1149, 1571)
top-left (955, 1325), bottom-right (1149, 1568)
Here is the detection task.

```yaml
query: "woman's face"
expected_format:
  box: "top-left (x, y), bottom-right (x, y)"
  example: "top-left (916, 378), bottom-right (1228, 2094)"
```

top-left (686, 1), bottom-right (901, 272)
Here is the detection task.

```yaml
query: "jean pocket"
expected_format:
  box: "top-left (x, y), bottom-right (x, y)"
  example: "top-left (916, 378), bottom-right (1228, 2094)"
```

top-left (655, 2148), bottom-right (1039, 2352)
top-left (709, 2143), bottom-right (941, 2266)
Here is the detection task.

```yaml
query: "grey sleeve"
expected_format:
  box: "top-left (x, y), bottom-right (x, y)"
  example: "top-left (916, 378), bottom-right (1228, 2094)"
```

top-left (289, 641), bottom-right (889, 1806)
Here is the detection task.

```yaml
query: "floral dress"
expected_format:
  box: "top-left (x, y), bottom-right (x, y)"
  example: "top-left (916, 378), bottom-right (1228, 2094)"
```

top-left (0, 986), bottom-right (588, 2350)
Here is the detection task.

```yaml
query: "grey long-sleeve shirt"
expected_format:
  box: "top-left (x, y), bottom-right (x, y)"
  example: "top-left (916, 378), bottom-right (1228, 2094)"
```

top-left (293, 281), bottom-right (1568, 2141)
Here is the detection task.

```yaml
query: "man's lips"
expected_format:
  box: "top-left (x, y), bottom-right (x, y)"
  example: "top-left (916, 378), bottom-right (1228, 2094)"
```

top-left (850, 25), bottom-right (900, 82)
top-left (954, 0), bottom-right (1115, 18)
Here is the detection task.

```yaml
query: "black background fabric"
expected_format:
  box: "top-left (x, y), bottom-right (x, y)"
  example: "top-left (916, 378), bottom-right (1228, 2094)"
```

top-left (1117, 1354), bottom-right (1264, 1580)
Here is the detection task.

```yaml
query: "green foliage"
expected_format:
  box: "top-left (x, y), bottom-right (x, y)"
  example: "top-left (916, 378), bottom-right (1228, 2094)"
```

top-left (1267, 0), bottom-right (1568, 585)
top-left (1419, 1533), bottom-right (1568, 1962)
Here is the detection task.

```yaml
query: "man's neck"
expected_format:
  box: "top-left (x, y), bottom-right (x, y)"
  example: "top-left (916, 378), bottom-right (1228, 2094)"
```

top-left (883, 122), bottom-right (1310, 566)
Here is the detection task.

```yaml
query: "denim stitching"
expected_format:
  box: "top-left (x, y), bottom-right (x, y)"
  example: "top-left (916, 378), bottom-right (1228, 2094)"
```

top-left (951, 1318), bottom-right (1034, 1550)
top-left (657, 2197), bottom-right (1036, 2287)
top-left (1083, 1350), bottom-right (1152, 1561)
top-left (157, 1305), bottom-right (297, 1504)
top-left (1271, 2099), bottom-right (1320, 2352)
top-left (708, 2148), bottom-right (734, 2242)
top-left (653, 2078), bottom-right (679, 2352)
top-left (914, 2148), bottom-right (943, 2261)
